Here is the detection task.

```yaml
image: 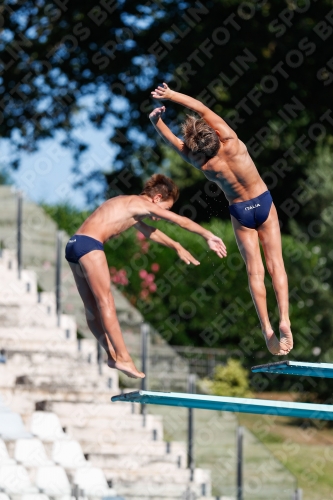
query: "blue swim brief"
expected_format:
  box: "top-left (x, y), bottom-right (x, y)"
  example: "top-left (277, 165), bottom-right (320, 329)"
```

top-left (229, 190), bottom-right (273, 229)
top-left (65, 235), bottom-right (104, 264)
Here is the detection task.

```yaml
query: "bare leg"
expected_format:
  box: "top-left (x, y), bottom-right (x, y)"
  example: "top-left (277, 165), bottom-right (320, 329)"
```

top-left (258, 204), bottom-right (293, 352)
top-left (69, 262), bottom-right (117, 364)
top-left (69, 254), bottom-right (144, 379)
top-left (231, 215), bottom-right (289, 355)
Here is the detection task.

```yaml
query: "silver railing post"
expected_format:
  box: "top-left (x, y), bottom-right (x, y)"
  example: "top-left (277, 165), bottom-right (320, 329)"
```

top-left (294, 488), bottom-right (303, 500)
top-left (97, 340), bottom-right (103, 375)
top-left (141, 322), bottom-right (149, 426)
top-left (55, 230), bottom-right (62, 327)
top-left (17, 191), bottom-right (23, 280)
top-left (237, 426), bottom-right (244, 500)
top-left (188, 373), bottom-right (196, 481)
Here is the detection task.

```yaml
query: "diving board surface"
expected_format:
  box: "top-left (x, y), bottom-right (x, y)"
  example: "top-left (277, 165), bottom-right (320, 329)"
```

top-left (252, 361), bottom-right (333, 378)
top-left (111, 390), bottom-right (333, 420)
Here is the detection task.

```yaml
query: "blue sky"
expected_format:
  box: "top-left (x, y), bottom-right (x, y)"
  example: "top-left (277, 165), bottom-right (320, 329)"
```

top-left (1, 91), bottom-right (124, 209)
top-left (3, 119), bottom-right (116, 209)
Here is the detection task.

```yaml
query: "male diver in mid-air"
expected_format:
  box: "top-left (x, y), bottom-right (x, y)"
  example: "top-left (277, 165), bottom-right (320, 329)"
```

top-left (150, 84), bottom-right (293, 356)
top-left (65, 174), bottom-right (227, 379)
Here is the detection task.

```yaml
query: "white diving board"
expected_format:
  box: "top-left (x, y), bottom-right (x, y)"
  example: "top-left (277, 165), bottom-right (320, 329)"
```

top-left (252, 361), bottom-right (333, 378)
top-left (111, 390), bottom-right (333, 420)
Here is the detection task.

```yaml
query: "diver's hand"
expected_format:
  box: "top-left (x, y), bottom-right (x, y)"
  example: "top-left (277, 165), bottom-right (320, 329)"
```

top-left (151, 83), bottom-right (174, 101)
top-left (149, 106), bottom-right (166, 124)
top-left (176, 245), bottom-right (200, 266)
top-left (207, 235), bottom-right (227, 258)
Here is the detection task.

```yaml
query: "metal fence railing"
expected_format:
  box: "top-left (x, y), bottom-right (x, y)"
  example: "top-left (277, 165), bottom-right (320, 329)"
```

top-left (242, 426), bottom-right (299, 500)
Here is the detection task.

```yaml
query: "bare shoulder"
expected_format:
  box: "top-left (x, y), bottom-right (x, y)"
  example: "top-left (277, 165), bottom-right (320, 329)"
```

top-left (237, 139), bottom-right (248, 154)
top-left (101, 195), bottom-right (144, 218)
top-left (105, 194), bottom-right (132, 210)
top-left (220, 136), bottom-right (246, 156)
top-left (127, 195), bottom-right (151, 218)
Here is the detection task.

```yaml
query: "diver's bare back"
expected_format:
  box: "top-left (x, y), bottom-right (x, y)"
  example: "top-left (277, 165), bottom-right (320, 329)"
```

top-left (199, 139), bottom-right (267, 205)
top-left (76, 195), bottom-right (143, 243)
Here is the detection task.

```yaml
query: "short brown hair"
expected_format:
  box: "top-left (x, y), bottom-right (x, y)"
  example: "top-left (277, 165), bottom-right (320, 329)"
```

top-left (141, 174), bottom-right (179, 202)
top-left (182, 115), bottom-right (220, 158)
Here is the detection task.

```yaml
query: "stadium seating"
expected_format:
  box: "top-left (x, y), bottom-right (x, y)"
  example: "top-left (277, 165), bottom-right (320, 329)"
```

top-left (14, 438), bottom-right (53, 467)
top-left (0, 464), bottom-right (38, 493)
top-left (74, 466), bottom-right (117, 496)
top-left (0, 412), bottom-right (31, 440)
top-left (30, 412), bottom-right (69, 442)
top-left (0, 247), bottom-right (213, 499)
top-left (52, 439), bottom-right (89, 469)
top-left (21, 495), bottom-right (51, 500)
top-left (35, 465), bottom-right (72, 495)
top-left (0, 439), bottom-right (15, 465)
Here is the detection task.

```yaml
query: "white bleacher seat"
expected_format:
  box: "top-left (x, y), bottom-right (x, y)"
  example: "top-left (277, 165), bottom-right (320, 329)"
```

top-left (35, 465), bottom-right (71, 495)
top-left (21, 495), bottom-right (51, 500)
top-left (30, 412), bottom-right (69, 441)
top-left (74, 466), bottom-right (117, 496)
top-left (0, 396), bottom-right (11, 413)
top-left (0, 494), bottom-right (11, 500)
top-left (0, 412), bottom-right (31, 440)
top-left (52, 439), bottom-right (89, 469)
top-left (0, 439), bottom-right (15, 465)
top-left (0, 464), bottom-right (38, 493)
top-left (15, 438), bottom-right (53, 467)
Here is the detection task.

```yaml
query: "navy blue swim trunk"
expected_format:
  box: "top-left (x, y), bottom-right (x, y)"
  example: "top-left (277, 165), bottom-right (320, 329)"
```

top-left (229, 191), bottom-right (273, 229)
top-left (65, 235), bottom-right (104, 264)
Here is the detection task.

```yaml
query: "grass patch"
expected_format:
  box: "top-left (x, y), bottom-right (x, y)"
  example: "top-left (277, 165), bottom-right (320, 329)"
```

top-left (238, 412), bottom-right (333, 500)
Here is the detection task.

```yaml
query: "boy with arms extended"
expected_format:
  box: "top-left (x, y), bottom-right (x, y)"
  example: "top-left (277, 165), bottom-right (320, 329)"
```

top-left (65, 174), bottom-right (227, 379)
top-left (150, 84), bottom-right (292, 356)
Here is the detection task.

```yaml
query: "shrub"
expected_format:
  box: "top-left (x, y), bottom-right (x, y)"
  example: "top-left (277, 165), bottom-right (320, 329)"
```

top-left (206, 359), bottom-right (252, 398)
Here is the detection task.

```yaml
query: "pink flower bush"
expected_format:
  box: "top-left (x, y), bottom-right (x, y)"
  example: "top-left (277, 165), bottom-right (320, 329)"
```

top-left (109, 267), bottom-right (128, 286)
top-left (136, 231), bottom-right (150, 253)
top-left (141, 242), bottom-right (150, 253)
top-left (138, 269), bottom-right (158, 300)
top-left (110, 259), bottom-right (161, 301)
top-left (140, 289), bottom-right (149, 299)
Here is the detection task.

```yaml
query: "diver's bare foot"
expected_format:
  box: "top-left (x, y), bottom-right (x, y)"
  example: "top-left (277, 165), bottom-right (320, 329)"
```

top-left (279, 321), bottom-right (293, 352)
top-left (110, 357), bottom-right (145, 379)
top-left (263, 328), bottom-right (289, 356)
top-left (107, 348), bottom-right (117, 369)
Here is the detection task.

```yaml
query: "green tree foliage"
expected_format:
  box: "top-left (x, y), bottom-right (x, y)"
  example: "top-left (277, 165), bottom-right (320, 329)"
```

top-left (42, 204), bottom-right (91, 236)
top-left (204, 359), bottom-right (252, 398)
top-left (2, 0), bottom-right (333, 224)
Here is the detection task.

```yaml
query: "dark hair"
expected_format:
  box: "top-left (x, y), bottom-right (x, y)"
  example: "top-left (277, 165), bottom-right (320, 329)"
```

top-left (182, 115), bottom-right (220, 158)
top-left (141, 174), bottom-right (179, 202)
